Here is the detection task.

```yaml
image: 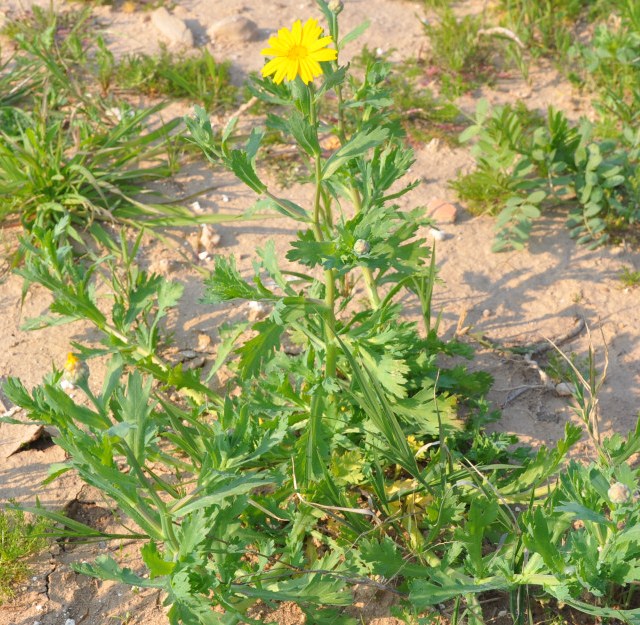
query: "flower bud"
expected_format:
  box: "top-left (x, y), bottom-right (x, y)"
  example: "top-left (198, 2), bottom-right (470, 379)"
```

top-left (328, 0), bottom-right (344, 14)
top-left (63, 352), bottom-right (89, 387)
top-left (608, 482), bottom-right (631, 504)
top-left (353, 239), bottom-right (370, 256)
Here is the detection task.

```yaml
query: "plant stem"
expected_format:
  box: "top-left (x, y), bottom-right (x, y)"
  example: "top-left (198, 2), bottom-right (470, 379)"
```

top-left (337, 107), bottom-right (381, 309)
top-left (309, 87), bottom-right (337, 379)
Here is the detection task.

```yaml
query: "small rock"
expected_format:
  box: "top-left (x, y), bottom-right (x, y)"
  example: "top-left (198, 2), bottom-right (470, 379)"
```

top-left (0, 421), bottom-right (44, 458)
top-left (482, 309), bottom-right (491, 318)
top-left (65, 620), bottom-right (76, 625)
top-left (248, 300), bottom-right (269, 321)
top-left (172, 4), bottom-right (189, 18)
top-left (426, 199), bottom-right (458, 224)
top-left (428, 227), bottom-right (446, 241)
top-left (149, 258), bottom-right (173, 275)
top-left (555, 382), bottom-right (575, 397)
top-left (177, 349), bottom-right (198, 362)
top-left (151, 7), bottom-right (194, 47)
top-left (200, 225), bottom-right (221, 256)
top-left (184, 356), bottom-right (206, 370)
top-left (207, 16), bottom-right (259, 44)
top-left (196, 333), bottom-right (213, 352)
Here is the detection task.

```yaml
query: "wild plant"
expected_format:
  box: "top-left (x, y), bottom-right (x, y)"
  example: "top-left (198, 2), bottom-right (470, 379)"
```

top-left (0, 7), bottom-right (234, 253)
top-left (454, 100), bottom-right (639, 250)
top-left (5, 3), bottom-right (640, 625)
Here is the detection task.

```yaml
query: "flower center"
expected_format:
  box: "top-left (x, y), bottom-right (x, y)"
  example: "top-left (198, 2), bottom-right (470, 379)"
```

top-left (287, 45), bottom-right (308, 61)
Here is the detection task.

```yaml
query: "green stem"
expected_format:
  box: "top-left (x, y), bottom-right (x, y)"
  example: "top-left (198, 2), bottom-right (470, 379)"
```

top-left (309, 87), bottom-right (337, 380)
top-left (337, 114), bottom-right (380, 310)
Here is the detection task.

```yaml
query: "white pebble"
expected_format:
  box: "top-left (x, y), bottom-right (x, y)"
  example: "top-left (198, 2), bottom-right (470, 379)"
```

top-left (429, 227), bottom-right (446, 241)
top-left (221, 194), bottom-right (230, 203)
top-left (65, 620), bottom-right (76, 625)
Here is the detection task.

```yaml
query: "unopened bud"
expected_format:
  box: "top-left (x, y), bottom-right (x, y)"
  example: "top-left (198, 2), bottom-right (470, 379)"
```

top-left (63, 352), bottom-right (89, 387)
top-left (608, 482), bottom-right (631, 504)
top-left (353, 239), bottom-right (370, 256)
top-left (328, 0), bottom-right (344, 14)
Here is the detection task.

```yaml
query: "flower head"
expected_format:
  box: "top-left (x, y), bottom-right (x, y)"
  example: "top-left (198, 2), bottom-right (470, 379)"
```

top-left (261, 18), bottom-right (337, 85)
top-left (608, 482), bottom-right (631, 504)
top-left (63, 352), bottom-right (89, 386)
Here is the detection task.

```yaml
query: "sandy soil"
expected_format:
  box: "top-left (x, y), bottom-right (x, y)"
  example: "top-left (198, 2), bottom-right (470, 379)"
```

top-left (1, 0), bottom-right (639, 623)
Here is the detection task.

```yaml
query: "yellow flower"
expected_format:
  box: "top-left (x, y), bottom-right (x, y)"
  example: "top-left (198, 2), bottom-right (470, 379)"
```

top-left (261, 18), bottom-right (337, 85)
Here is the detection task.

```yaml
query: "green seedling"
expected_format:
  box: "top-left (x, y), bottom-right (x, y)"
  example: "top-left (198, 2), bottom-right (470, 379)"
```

top-left (0, 506), bottom-right (50, 604)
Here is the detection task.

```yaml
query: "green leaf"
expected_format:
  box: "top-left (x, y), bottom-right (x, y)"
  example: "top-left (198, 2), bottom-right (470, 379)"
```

top-left (322, 127), bottom-right (389, 179)
top-left (228, 150), bottom-right (266, 193)
top-left (141, 541), bottom-right (176, 578)
top-left (236, 319), bottom-right (283, 378)
top-left (202, 256), bottom-right (265, 303)
top-left (339, 20), bottom-right (370, 47)
top-left (288, 109), bottom-right (320, 157)
top-left (73, 555), bottom-right (164, 588)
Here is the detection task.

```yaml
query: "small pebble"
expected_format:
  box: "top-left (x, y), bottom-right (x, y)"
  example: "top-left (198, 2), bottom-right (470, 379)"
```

top-left (428, 227), bottom-right (446, 241)
top-left (65, 620), bottom-right (76, 625)
top-left (555, 382), bottom-right (575, 397)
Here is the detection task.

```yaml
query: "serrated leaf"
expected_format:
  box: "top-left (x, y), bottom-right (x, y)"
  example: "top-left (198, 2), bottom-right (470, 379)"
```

top-left (236, 319), bottom-right (283, 378)
top-left (141, 541), bottom-right (176, 578)
top-left (202, 256), bottom-right (264, 303)
top-left (288, 109), bottom-right (320, 156)
top-left (228, 150), bottom-right (266, 193)
top-left (322, 127), bottom-right (388, 179)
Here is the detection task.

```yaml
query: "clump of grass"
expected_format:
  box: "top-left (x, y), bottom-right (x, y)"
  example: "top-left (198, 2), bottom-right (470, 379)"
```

top-left (0, 506), bottom-right (50, 603)
top-left (619, 265), bottom-right (640, 288)
top-left (99, 46), bottom-right (238, 112)
top-left (422, 7), bottom-right (524, 96)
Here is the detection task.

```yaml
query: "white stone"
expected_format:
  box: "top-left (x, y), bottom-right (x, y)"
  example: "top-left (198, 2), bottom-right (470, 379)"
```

top-left (207, 16), bottom-right (258, 45)
top-left (151, 8), bottom-right (194, 47)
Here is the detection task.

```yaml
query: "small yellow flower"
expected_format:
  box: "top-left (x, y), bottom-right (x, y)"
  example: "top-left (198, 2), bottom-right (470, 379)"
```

top-left (261, 18), bottom-right (337, 85)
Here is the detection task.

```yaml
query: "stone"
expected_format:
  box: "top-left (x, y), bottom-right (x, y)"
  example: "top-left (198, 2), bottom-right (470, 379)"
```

top-left (426, 198), bottom-right (458, 224)
top-left (555, 382), bottom-right (576, 397)
top-left (0, 420), bottom-right (44, 458)
top-left (151, 7), bottom-right (194, 47)
top-left (207, 16), bottom-right (259, 44)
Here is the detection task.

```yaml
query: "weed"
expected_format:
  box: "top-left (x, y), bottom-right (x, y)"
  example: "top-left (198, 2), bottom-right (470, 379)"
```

top-left (6, 3), bottom-right (640, 625)
top-left (0, 506), bottom-right (50, 603)
top-left (106, 47), bottom-right (237, 112)
top-left (455, 99), bottom-right (639, 250)
top-left (619, 265), bottom-right (640, 287)
top-left (422, 7), bottom-right (525, 96)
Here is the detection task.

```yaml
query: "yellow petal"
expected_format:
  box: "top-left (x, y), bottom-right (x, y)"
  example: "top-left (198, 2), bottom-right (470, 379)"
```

top-left (264, 35), bottom-right (289, 54)
top-left (308, 35), bottom-right (334, 52)
top-left (291, 19), bottom-right (302, 45)
top-left (286, 58), bottom-right (299, 81)
top-left (298, 57), bottom-right (313, 84)
top-left (274, 61), bottom-right (289, 84)
top-left (261, 57), bottom-right (281, 77)
top-left (306, 57), bottom-right (323, 78)
top-left (310, 47), bottom-right (337, 62)
top-left (277, 26), bottom-right (294, 47)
